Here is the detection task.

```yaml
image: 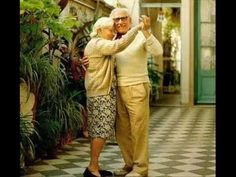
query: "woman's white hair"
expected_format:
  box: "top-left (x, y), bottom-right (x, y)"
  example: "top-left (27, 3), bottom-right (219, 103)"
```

top-left (109, 8), bottom-right (130, 19)
top-left (90, 17), bottom-right (114, 38)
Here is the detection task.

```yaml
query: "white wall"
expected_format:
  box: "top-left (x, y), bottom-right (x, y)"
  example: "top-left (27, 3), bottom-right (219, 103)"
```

top-left (180, 0), bottom-right (193, 105)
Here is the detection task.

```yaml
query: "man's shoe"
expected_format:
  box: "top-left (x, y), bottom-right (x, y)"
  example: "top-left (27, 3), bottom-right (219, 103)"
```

top-left (99, 169), bottom-right (113, 176)
top-left (125, 171), bottom-right (143, 177)
top-left (114, 168), bottom-right (131, 176)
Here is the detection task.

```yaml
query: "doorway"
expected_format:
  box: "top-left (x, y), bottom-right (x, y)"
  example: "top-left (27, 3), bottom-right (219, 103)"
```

top-left (141, 3), bottom-right (182, 106)
top-left (159, 7), bottom-right (181, 106)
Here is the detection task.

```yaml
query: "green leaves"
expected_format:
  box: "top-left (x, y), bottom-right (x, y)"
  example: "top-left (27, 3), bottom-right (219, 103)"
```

top-left (20, 0), bottom-right (60, 16)
top-left (43, 0), bottom-right (61, 16)
top-left (20, 0), bottom-right (44, 12)
top-left (40, 90), bottom-right (83, 135)
top-left (36, 116), bottom-right (61, 153)
top-left (20, 113), bottom-right (39, 162)
top-left (148, 58), bottom-right (162, 87)
top-left (49, 15), bottom-right (82, 42)
top-left (20, 0), bottom-right (79, 45)
top-left (48, 20), bottom-right (73, 42)
top-left (20, 0), bottom-right (85, 159)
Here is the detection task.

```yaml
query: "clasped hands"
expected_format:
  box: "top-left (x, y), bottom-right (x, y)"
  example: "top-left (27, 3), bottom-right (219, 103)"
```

top-left (139, 15), bottom-right (151, 31)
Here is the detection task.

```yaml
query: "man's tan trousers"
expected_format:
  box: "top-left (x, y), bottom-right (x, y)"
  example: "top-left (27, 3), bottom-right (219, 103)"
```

top-left (116, 83), bottom-right (150, 176)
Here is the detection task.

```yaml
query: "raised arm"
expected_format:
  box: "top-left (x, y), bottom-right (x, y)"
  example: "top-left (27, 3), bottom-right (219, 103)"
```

top-left (141, 15), bottom-right (163, 56)
top-left (95, 23), bottom-right (142, 55)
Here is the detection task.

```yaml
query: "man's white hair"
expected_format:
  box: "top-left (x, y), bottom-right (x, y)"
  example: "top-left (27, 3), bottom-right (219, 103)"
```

top-left (90, 17), bottom-right (114, 38)
top-left (109, 8), bottom-right (130, 19)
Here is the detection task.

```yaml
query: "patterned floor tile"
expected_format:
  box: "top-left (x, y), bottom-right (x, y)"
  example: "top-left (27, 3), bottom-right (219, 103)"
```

top-left (53, 163), bottom-right (79, 169)
top-left (61, 167), bottom-right (82, 175)
top-left (157, 167), bottom-right (184, 174)
top-left (22, 173), bottom-right (45, 177)
top-left (56, 155), bottom-right (81, 160)
top-left (189, 168), bottom-right (215, 176)
top-left (43, 159), bottom-right (70, 165)
top-left (176, 158), bottom-right (205, 164)
top-left (21, 106), bottom-right (215, 177)
top-left (160, 160), bottom-right (186, 167)
top-left (168, 171), bottom-right (202, 177)
top-left (50, 175), bottom-right (77, 177)
top-left (31, 165), bottom-right (59, 171)
top-left (173, 164), bottom-right (202, 171)
top-left (73, 162), bottom-right (89, 168)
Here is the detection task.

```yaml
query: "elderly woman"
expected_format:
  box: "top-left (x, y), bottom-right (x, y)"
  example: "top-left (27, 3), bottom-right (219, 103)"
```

top-left (83, 17), bottom-right (143, 177)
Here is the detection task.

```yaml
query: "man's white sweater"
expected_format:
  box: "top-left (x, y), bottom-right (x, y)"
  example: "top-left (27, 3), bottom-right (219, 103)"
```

top-left (115, 31), bottom-right (163, 86)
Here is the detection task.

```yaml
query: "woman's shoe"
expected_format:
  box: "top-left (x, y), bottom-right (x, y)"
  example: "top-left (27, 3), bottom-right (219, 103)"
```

top-left (83, 168), bottom-right (100, 177)
top-left (99, 169), bottom-right (113, 176)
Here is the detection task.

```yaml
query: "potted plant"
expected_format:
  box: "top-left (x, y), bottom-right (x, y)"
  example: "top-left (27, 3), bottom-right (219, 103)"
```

top-left (148, 56), bottom-right (162, 103)
top-left (20, 113), bottom-right (39, 173)
top-left (20, 0), bottom-right (84, 161)
top-left (35, 116), bottom-right (61, 159)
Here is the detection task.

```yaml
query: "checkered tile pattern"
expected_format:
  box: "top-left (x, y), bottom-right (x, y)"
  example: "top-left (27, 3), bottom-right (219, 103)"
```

top-left (21, 106), bottom-right (215, 177)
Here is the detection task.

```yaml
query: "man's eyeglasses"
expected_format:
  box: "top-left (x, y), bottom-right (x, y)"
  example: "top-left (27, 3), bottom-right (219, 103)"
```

top-left (113, 16), bottom-right (128, 23)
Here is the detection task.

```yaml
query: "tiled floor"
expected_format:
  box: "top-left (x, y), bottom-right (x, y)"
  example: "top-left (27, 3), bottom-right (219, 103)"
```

top-left (21, 106), bottom-right (215, 177)
top-left (151, 93), bottom-right (181, 106)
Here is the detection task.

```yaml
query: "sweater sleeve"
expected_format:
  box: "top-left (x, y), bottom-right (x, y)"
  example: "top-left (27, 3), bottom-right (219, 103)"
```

top-left (145, 34), bottom-right (163, 57)
top-left (95, 25), bottom-right (140, 56)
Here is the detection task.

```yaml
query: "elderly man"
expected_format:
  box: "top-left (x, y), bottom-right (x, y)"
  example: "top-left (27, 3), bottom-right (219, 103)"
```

top-left (110, 8), bottom-right (163, 177)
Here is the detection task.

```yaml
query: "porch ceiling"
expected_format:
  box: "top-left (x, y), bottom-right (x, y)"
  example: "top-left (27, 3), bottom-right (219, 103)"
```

top-left (142, 0), bottom-right (181, 2)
